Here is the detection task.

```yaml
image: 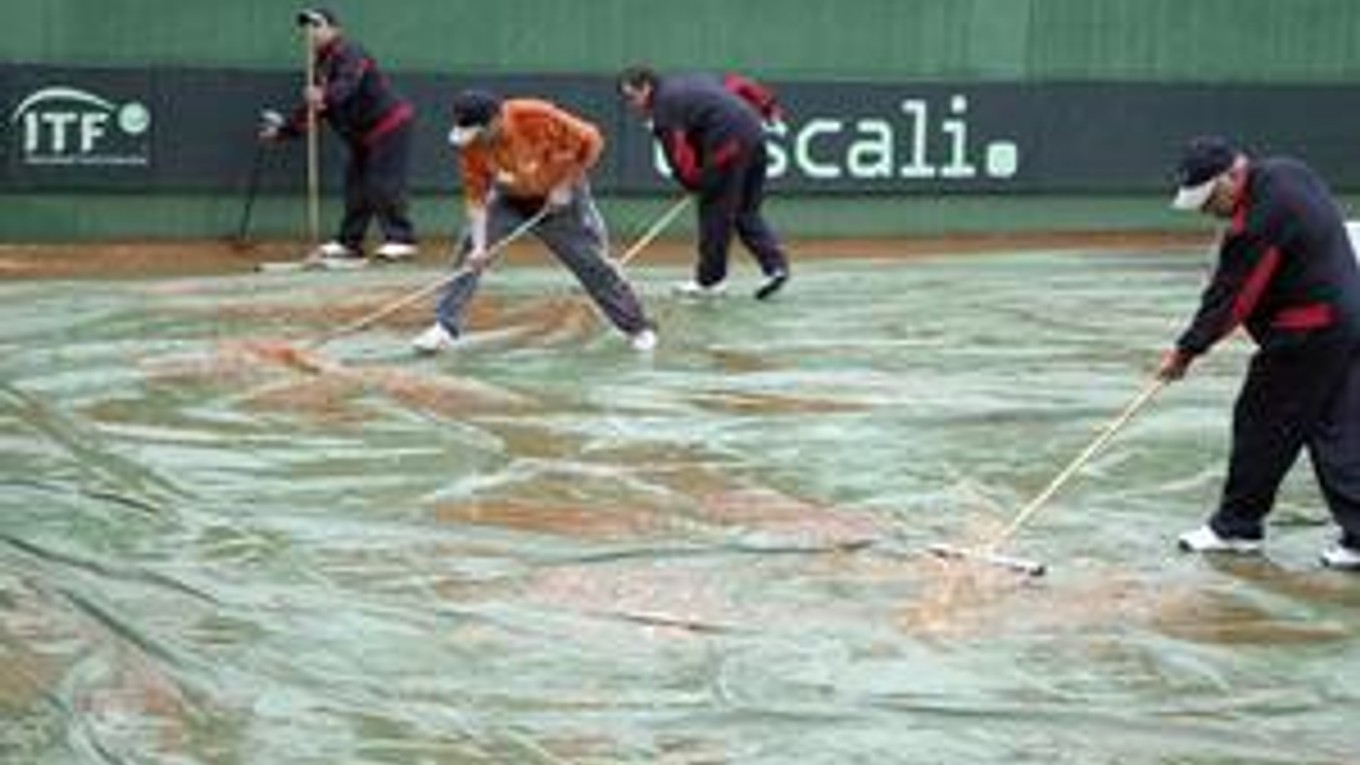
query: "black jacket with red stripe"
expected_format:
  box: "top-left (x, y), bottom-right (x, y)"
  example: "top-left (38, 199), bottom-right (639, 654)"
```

top-left (647, 73), bottom-right (778, 192)
top-left (1177, 157), bottom-right (1360, 357)
top-left (284, 38), bottom-right (413, 147)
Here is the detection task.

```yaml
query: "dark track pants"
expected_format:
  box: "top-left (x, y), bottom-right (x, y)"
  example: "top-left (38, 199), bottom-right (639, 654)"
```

top-left (434, 184), bottom-right (653, 338)
top-left (694, 143), bottom-right (788, 287)
top-left (337, 121), bottom-right (416, 250)
top-left (1210, 334), bottom-right (1360, 547)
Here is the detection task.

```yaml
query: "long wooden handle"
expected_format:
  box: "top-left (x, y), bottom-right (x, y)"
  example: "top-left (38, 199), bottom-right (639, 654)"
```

top-left (304, 27), bottom-right (320, 245)
top-left (616, 195), bottom-right (691, 266)
top-left (988, 377), bottom-right (1168, 548)
top-left (304, 208), bottom-right (548, 349)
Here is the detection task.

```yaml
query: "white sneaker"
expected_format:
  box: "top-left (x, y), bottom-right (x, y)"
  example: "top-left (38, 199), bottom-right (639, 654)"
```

top-left (1320, 542), bottom-right (1360, 570)
top-left (629, 328), bottom-right (657, 352)
top-left (411, 322), bottom-right (458, 355)
top-left (672, 279), bottom-right (727, 298)
top-left (314, 241), bottom-right (358, 259)
top-left (375, 241), bottom-right (418, 261)
top-left (303, 241), bottom-right (368, 270)
top-left (753, 270), bottom-right (788, 300)
top-left (1177, 525), bottom-right (1263, 554)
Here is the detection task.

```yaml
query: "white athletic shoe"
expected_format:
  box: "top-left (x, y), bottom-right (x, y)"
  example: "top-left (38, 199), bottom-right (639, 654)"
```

top-left (1320, 542), bottom-right (1360, 571)
top-left (629, 328), bottom-right (658, 352)
top-left (411, 322), bottom-right (458, 355)
top-left (672, 279), bottom-right (727, 298)
top-left (1177, 525), bottom-right (1263, 554)
top-left (313, 241), bottom-right (358, 259)
top-left (375, 241), bottom-right (418, 261)
top-left (753, 270), bottom-right (789, 300)
top-left (302, 241), bottom-right (368, 270)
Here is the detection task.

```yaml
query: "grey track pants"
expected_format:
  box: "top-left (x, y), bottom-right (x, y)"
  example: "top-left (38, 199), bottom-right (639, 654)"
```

top-left (434, 183), bottom-right (653, 338)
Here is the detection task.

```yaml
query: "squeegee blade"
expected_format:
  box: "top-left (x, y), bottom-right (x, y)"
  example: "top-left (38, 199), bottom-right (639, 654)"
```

top-left (927, 543), bottom-right (1046, 577)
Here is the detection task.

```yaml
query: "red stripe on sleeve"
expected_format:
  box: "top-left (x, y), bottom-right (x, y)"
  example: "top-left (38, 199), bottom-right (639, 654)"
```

top-left (669, 129), bottom-right (700, 186)
top-left (1230, 246), bottom-right (1281, 325)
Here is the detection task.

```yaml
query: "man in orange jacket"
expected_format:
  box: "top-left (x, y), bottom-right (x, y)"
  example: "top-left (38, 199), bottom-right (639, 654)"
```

top-left (412, 90), bottom-right (657, 353)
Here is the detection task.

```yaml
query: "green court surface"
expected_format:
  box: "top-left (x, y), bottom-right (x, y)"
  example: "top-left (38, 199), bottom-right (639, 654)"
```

top-left (2, 249), bottom-right (1357, 764)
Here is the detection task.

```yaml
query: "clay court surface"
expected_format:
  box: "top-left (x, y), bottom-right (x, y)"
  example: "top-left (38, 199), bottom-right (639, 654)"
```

top-left (3, 235), bottom-right (1358, 763)
top-left (0, 232), bottom-right (1204, 279)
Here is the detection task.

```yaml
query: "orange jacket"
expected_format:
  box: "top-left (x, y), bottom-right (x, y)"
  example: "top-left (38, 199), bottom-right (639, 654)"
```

top-left (458, 99), bottom-right (603, 207)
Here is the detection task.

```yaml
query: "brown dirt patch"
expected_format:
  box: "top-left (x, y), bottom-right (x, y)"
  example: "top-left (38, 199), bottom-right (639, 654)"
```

top-left (434, 499), bottom-right (666, 541)
top-left (0, 231), bottom-right (1207, 281)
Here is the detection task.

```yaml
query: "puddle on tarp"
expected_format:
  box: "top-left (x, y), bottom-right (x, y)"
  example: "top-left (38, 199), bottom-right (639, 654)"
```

top-left (2, 252), bottom-right (1357, 764)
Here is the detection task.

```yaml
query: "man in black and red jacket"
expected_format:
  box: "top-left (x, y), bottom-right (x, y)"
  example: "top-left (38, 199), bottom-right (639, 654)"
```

top-left (618, 66), bottom-right (790, 300)
top-left (1160, 135), bottom-right (1360, 570)
top-left (263, 7), bottom-right (417, 264)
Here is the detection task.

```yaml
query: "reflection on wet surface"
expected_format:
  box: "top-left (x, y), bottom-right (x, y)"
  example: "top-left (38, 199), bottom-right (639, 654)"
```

top-left (3, 253), bottom-right (1357, 763)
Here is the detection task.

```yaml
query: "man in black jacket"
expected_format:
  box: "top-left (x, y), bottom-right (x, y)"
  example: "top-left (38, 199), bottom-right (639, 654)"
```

top-left (1159, 135), bottom-right (1360, 570)
top-left (263, 7), bottom-right (417, 265)
top-left (618, 66), bottom-right (789, 300)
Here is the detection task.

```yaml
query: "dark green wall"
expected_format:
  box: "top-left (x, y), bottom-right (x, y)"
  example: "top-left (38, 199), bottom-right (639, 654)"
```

top-left (9, 0), bottom-right (1360, 81)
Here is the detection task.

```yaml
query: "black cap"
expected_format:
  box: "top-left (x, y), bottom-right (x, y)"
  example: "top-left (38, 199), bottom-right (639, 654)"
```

top-left (296, 7), bottom-right (339, 27)
top-left (450, 90), bottom-right (502, 128)
top-left (619, 65), bottom-right (659, 92)
top-left (1171, 135), bottom-right (1239, 210)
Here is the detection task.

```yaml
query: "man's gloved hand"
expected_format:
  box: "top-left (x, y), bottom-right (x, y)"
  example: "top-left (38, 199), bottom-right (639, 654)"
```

top-left (304, 85), bottom-right (326, 112)
top-left (257, 109), bottom-right (286, 142)
top-left (464, 248), bottom-right (493, 274)
top-left (1156, 348), bottom-right (1194, 381)
top-left (547, 183), bottom-right (574, 209)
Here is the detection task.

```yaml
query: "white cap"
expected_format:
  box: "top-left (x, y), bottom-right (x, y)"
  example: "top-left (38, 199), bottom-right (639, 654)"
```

top-left (447, 125), bottom-right (483, 148)
top-left (1171, 176), bottom-right (1220, 211)
top-left (1170, 136), bottom-right (1238, 211)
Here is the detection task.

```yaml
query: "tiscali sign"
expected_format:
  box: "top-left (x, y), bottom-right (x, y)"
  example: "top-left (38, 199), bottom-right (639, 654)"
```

top-left (653, 93), bottom-right (1022, 185)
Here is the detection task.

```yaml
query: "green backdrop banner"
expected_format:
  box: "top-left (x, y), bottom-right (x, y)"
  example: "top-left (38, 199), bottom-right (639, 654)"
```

top-left (5, 63), bottom-right (1360, 195)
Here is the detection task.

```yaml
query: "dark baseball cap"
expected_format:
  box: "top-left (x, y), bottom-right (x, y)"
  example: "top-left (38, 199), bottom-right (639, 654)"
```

top-left (1171, 135), bottom-right (1239, 210)
top-left (296, 7), bottom-right (339, 27)
top-left (450, 90), bottom-right (503, 128)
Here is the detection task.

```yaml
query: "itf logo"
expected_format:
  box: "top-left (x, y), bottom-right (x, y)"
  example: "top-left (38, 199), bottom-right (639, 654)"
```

top-left (9, 85), bottom-right (152, 166)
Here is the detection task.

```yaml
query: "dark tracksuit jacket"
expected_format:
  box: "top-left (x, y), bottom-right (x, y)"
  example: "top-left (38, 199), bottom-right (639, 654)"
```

top-left (1176, 157), bottom-right (1360, 544)
top-left (285, 37), bottom-right (416, 248)
top-left (648, 73), bottom-right (788, 286)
